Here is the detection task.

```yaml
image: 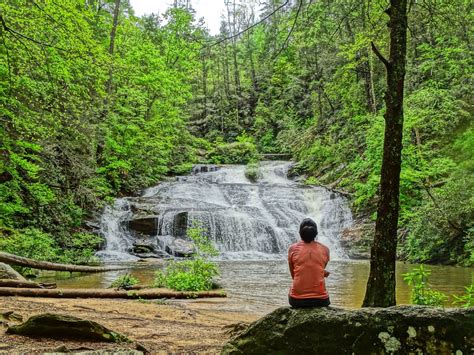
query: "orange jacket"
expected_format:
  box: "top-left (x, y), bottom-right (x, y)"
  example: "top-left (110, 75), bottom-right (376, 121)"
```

top-left (288, 240), bottom-right (330, 299)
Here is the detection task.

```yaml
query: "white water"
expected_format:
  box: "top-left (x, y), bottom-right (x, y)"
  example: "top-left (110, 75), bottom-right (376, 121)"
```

top-left (97, 161), bottom-right (352, 261)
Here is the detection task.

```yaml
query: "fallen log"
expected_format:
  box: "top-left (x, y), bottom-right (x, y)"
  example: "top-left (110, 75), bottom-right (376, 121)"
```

top-left (0, 262), bottom-right (27, 281)
top-left (0, 287), bottom-right (227, 299)
top-left (0, 252), bottom-right (127, 273)
top-left (0, 279), bottom-right (43, 288)
top-left (0, 279), bottom-right (56, 289)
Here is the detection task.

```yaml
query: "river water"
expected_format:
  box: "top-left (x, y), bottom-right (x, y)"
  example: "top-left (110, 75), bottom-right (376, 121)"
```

top-left (40, 259), bottom-right (473, 315)
top-left (39, 162), bottom-right (473, 315)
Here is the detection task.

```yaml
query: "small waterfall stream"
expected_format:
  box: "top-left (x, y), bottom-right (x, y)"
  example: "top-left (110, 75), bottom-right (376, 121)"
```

top-left (97, 162), bottom-right (353, 261)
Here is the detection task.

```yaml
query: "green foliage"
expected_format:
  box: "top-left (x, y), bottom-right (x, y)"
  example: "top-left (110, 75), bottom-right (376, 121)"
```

top-left (452, 285), bottom-right (474, 308)
top-left (1, 0), bottom-right (472, 267)
top-left (0, 228), bottom-right (61, 275)
top-left (186, 222), bottom-right (219, 258)
top-left (245, 161), bottom-right (261, 182)
top-left (208, 141), bottom-right (259, 164)
top-left (111, 273), bottom-right (139, 290)
top-left (304, 176), bottom-right (320, 186)
top-left (403, 265), bottom-right (448, 307)
top-left (61, 233), bottom-right (104, 265)
top-left (153, 258), bottom-right (219, 292)
top-left (154, 222), bottom-right (219, 291)
top-left (0, 1), bottom-right (202, 260)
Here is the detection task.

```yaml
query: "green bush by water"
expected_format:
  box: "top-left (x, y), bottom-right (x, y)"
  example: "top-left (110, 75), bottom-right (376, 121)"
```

top-left (403, 265), bottom-right (473, 308)
top-left (153, 222), bottom-right (220, 292)
top-left (245, 161), bottom-right (261, 182)
top-left (111, 273), bottom-right (139, 290)
top-left (0, 227), bottom-right (103, 275)
top-left (403, 265), bottom-right (448, 306)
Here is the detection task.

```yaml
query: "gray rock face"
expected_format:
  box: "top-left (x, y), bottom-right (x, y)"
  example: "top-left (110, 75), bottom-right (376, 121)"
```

top-left (165, 238), bottom-right (195, 257)
top-left (222, 306), bottom-right (474, 355)
top-left (126, 217), bottom-right (158, 236)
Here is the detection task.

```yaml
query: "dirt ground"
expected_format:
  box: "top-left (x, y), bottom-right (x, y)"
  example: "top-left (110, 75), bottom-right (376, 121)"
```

top-left (0, 296), bottom-right (259, 354)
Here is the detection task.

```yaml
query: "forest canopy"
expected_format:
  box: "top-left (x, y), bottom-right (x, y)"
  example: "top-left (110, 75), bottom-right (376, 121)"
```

top-left (0, 0), bottom-right (472, 266)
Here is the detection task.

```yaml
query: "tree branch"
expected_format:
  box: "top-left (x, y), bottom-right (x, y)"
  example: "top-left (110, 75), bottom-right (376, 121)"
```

top-left (272, 0), bottom-right (303, 59)
top-left (202, 0), bottom-right (290, 50)
top-left (370, 41), bottom-right (390, 68)
top-left (0, 14), bottom-right (69, 52)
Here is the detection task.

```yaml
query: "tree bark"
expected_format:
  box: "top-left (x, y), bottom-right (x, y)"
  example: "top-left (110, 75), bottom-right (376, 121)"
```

top-left (0, 287), bottom-right (226, 299)
top-left (0, 279), bottom-right (44, 288)
top-left (106, 0), bottom-right (121, 96)
top-left (0, 252), bottom-right (127, 273)
top-left (362, 0), bottom-right (408, 308)
top-left (0, 262), bottom-right (26, 281)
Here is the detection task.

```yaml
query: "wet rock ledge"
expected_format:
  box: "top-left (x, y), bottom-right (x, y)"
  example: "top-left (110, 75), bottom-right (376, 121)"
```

top-left (222, 306), bottom-right (474, 354)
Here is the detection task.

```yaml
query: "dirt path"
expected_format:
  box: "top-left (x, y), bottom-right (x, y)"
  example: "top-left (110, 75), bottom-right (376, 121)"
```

top-left (0, 296), bottom-right (258, 354)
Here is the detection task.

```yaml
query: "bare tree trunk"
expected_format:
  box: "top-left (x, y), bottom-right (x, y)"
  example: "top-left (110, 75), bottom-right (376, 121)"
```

top-left (0, 252), bottom-right (126, 273)
top-left (201, 53), bottom-right (208, 123)
top-left (362, 0), bottom-right (408, 308)
top-left (0, 262), bottom-right (26, 281)
top-left (106, 0), bottom-right (120, 96)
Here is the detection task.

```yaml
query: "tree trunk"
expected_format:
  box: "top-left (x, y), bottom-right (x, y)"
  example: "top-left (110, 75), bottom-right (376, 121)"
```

top-left (0, 279), bottom-right (44, 288)
top-left (0, 287), bottom-right (226, 299)
top-left (0, 262), bottom-right (26, 281)
top-left (0, 252), bottom-right (127, 273)
top-left (362, 0), bottom-right (408, 308)
top-left (106, 0), bottom-right (121, 96)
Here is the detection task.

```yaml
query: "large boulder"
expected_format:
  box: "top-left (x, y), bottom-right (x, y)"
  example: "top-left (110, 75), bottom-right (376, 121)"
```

top-left (7, 313), bottom-right (129, 343)
top-left (165, 238), bottom-right (195, 257)
top-left (222, 306), bottom-right (474, 354)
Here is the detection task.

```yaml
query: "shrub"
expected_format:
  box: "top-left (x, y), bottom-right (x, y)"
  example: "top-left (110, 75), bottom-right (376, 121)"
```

top-left (452, 284), bottom-right (474, 308)
top-left (403, 265), bottom-right (448, 306)
top-left (245, 161), bottom-right (261, 182)
top-left (154, 258), bottom-right (219, 291)
top-left (304, 176), bottom-right (320, 185)
top-left (61, 232), bottom-right (104, 265)
top-left (208, 141), bottom-right (259, 164)
top-left (111, 273), bottom-right (139, 290)
top-left (0, 227), bottom-right (61, 275)
top-left (153, 221), bottom-right (220, 291)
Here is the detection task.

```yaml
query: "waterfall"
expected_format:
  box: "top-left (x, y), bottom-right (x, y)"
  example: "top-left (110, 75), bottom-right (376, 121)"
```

top-left (97, 162), bottom-right (352, 261)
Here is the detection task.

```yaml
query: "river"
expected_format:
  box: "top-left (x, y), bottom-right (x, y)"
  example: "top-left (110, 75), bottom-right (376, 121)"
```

top-left (38, 162), bottom-right (473, 315)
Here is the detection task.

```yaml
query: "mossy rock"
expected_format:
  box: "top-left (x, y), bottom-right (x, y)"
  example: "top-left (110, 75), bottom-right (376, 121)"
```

top-left (7, 313), bottom-right (130, 343)
top-left (222, 306), bottom-right (474, 354)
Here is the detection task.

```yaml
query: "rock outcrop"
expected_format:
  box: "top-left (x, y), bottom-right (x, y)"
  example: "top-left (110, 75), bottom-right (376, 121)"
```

top-left (126, 217), bottom-right (158, 236)
top-left (165, 238), bottom-right (195, 257)
top-left (222, 306), bottom-right (474, 354)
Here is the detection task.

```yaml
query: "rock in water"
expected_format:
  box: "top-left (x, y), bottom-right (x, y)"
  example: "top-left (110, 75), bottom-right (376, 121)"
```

top-left (165, 238), bottom-right (195, 257)
top-left (222, 306), bottom-right (474, 354)
top-left (7, 313), bottom-right (130, 343)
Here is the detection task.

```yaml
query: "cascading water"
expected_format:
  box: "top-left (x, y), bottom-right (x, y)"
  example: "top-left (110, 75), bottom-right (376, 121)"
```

top-left (97, 161), bottom-right (352, 261)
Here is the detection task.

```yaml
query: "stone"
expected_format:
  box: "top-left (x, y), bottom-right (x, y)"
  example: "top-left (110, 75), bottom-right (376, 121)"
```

top-left (7, 313), bottom-right (130, 343)
top-left (340, 221), bottom-right (374, 259)
top-left (132, 244), bottom-right (155, 254)
top-left (222, 306), bottom-right (474, 354)
top-left (165, 238), bottom-right (195, 257)
top-left (126, 217), bottom-right (158, 236)
top-left (192, 164), bottom-right (219, 174)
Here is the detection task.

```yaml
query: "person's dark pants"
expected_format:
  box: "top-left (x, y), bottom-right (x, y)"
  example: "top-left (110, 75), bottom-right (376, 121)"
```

top-left (288, 295), bottom-right (330, 308)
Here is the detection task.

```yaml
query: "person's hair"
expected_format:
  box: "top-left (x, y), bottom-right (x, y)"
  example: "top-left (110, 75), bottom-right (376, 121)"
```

top-left (299, 218), bottom-right (318, 243)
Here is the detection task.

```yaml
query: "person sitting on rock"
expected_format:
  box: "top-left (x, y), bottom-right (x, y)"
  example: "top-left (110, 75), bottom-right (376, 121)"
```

top-left (288, 218), bottom-right (330, 308)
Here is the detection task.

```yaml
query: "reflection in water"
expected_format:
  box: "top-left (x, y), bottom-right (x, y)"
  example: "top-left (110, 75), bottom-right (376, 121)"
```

top-left (38, 260), bottom-right (474, 315)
